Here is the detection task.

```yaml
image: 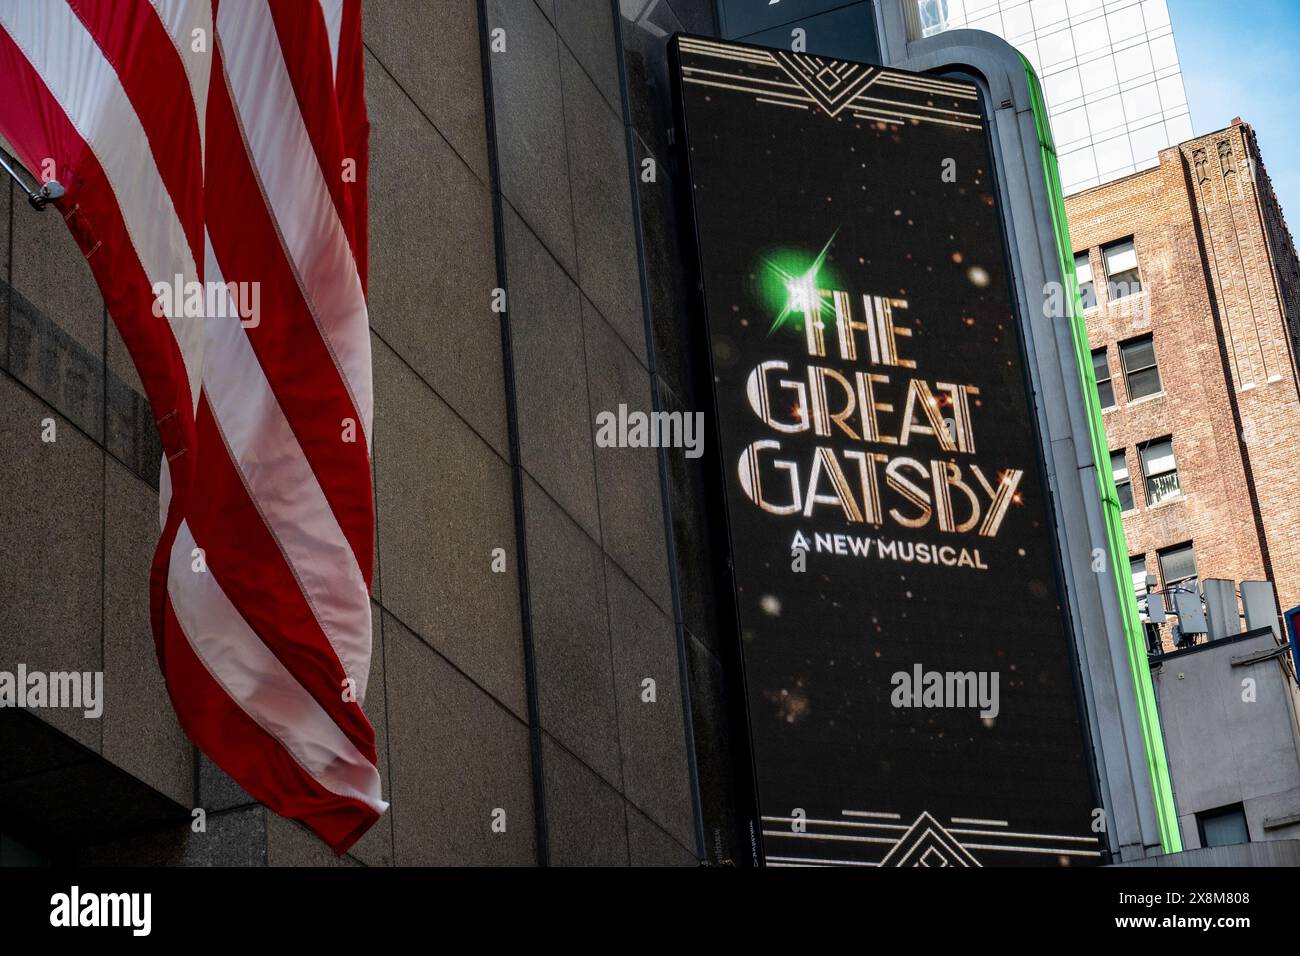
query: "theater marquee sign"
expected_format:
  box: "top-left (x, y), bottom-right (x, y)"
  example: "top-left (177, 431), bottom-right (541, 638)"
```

top-left (671, 36), bottom-right (1101, 866)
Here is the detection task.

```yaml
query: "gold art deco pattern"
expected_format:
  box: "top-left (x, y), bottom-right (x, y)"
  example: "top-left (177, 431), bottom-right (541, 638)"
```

top-left (678, 36), bottom-right (983, 130)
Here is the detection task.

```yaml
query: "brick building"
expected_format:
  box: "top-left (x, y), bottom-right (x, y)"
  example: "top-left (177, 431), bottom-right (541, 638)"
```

top-left (1066, 118), bottom-right (1300, 646)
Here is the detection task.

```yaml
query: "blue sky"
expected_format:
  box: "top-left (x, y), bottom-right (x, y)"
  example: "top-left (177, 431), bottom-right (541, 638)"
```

top-left (1170, 0), bottom-right (1300, 223)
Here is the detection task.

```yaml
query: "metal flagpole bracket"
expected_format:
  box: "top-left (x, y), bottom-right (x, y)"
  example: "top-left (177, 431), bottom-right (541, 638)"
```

top-left (0, 147), bottom-right (63, 210)
top-left (29, 179), bottom-right (64, 209)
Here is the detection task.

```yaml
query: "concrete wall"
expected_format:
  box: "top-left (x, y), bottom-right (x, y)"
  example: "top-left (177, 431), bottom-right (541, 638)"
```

top-left (480, 0), bottom-right (712, 866)
top-left (1151, 631), bottom-right (1300, 849)
top-left (1, 0), bottom-right (738, 867)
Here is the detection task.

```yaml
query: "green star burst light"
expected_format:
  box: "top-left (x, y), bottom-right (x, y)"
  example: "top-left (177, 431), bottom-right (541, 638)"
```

top-left (758, 230), bottom-right (840, 336)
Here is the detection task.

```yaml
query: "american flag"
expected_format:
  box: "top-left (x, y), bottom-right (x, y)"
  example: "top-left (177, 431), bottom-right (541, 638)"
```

top-left (0, 0), bottom-right (385, 853)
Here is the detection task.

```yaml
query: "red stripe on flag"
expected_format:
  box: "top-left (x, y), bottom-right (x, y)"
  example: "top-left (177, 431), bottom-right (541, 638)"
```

top-left (161, 597), bottom-right (381, 854)
top-left (205, 50), bottom-right (375, 585)
top-left (336, 0), bottom-right (369, 290)
top-left (0, 17), bottom-right (91, 198)
top-left (67, 0), bottom-right (204, 268)
top-left (187, 393), bottom-right (379, 763)
top-left (265, 0), bottom-right (363, 280)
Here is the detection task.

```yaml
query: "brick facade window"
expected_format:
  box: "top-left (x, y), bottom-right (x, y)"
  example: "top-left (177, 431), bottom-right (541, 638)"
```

top-left (1131, 555), bottom-right (1149, 618)
top-left (1111, 449), bottom-right (1135, 511)
top-left (1103, 237), bottom-right (1142, 299)
top-left (1075, 251), bottom-right (1097, 310)
top-left (1119, 333), bottom-right (1162, 400)
top-left (1093, 347), bottom-right (1115, 408)
top-left (1139, 436), bottom-right (1181, 505)
top-left (1066, 121), bottom-right (1300, 654)
top-left (1158, 541), bottom-right (1199, 595)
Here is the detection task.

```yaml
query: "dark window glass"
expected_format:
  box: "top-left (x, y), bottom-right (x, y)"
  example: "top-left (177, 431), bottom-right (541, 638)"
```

top-left (1158, 542), bottom-right (1198, 594)
top-left (1197, 804), bottom-right (1249, 848)
top-left (1093, 348), bottom-right (1115, 408)
top-left (1120, 334), bottom-right (1161, 400)
top-left (718, 0), bottom-right (851, 36)
top-left (1111, 450), bottom-right (1134, 511)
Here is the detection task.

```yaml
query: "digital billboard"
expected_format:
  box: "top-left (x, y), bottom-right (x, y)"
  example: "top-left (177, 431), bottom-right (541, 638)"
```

top-left (671, 35), bottom-right (1102, 867)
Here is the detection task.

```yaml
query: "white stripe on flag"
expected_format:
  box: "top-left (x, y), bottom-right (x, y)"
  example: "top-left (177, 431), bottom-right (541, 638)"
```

top-left (215, 0), bottom-right (373, 444)
top-left (149, 0), bottom-right (213, 158)
top-left (169, 520), bottom-right (386, 814)
top-left (203, 234), bottom-right (372, 701)
top-left (319, 0), bottom-right (344, 80)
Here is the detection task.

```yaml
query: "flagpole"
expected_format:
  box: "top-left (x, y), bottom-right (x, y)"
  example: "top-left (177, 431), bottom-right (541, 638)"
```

top-left (0, 146), bottom-right (62, 209)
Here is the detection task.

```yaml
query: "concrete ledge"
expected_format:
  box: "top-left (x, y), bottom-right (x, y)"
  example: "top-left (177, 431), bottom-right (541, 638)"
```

top-left (1113, 839), bottom-right (1300, 867)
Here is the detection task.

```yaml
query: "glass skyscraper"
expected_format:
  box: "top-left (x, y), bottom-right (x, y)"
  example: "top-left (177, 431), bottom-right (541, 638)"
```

top-left (913, 0), bottom-right (1192, 193)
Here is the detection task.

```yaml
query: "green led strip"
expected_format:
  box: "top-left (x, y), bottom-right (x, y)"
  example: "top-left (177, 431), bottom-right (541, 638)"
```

top-left (1019, 55), bottom-right (1182, 854)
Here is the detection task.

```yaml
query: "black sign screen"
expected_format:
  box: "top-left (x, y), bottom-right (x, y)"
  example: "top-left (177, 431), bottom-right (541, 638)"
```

top-left (672, 36), bottom-right (1100, 867)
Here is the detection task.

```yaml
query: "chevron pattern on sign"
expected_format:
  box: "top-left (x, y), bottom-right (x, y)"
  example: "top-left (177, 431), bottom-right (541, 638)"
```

top-left (879, 813), bottom-right (983, 868)
top-left (771, 50), bottom-right (880, 117)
